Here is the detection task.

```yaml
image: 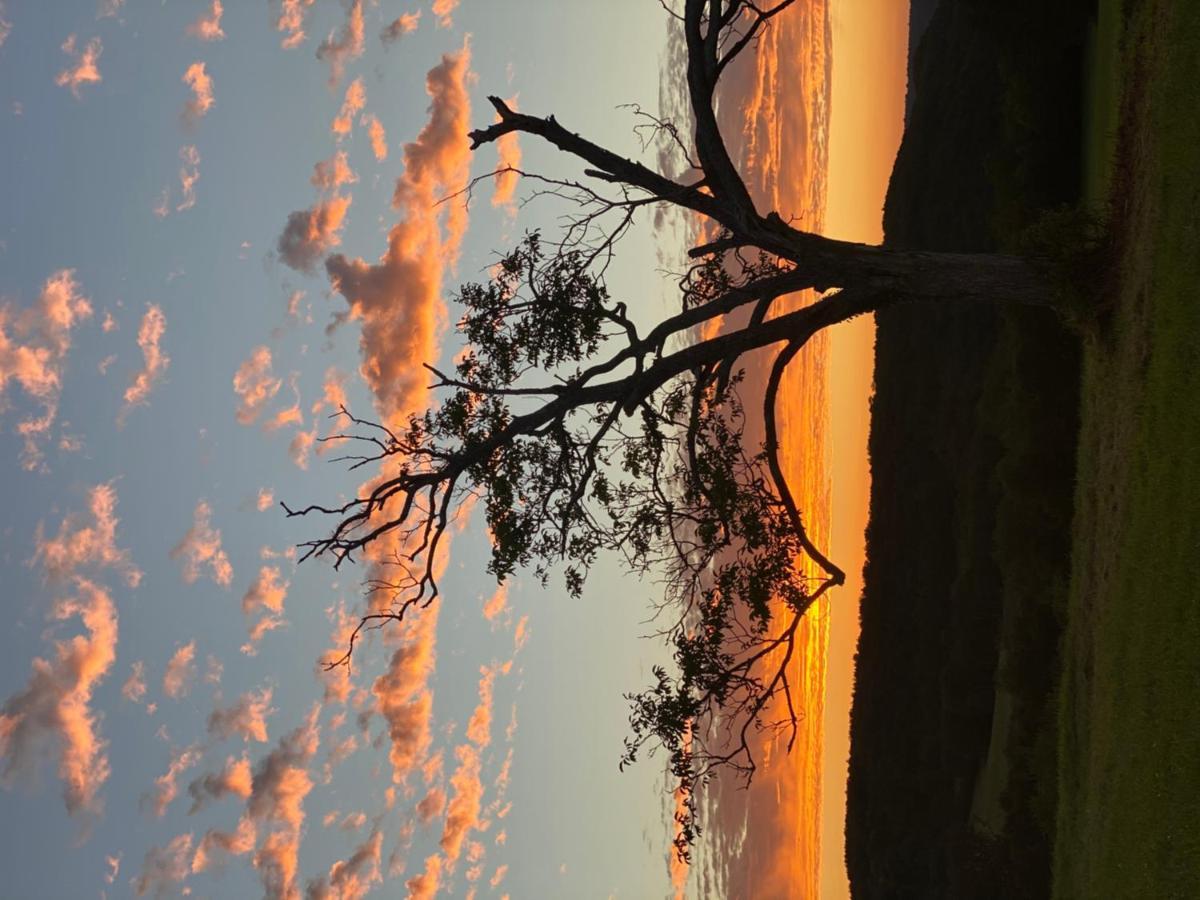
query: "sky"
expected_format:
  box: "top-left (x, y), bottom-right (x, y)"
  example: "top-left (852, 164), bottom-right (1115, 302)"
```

top-left (0, 2), bottom-right (908, 898)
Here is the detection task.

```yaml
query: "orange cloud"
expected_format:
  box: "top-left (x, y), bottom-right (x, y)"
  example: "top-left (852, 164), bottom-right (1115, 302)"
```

top-left (481, 583), bottom-right (507, 622)
top-left (240, 565), bottom-right (289, 653)
top-left (34, 481), bottom-right (141, 587)
top-left (119, 304), bottom-right (169, 425)
top-left (182, 61), bottom-right (214, 124)
top-left (56, 34), bottom-right (102, 98)
top-left (288, 425), bottom-right (317, 469)
top-left (405, 854), bottom-right (442, 900)
top-left (325, 42), bottom-right (472, 427)
top-left (332, 77), bottom-right (365, 139)
top-left (317, 0), bottom-right (364, 86)
top-left (187, 753), bottom-right (252, 812)
top-left (192, 815), bottom-right (256, 872)
top-left (122, 660), bottom-right (148, 704)
top-left (143, 743), bottom-right (201, 817)
top-left (171, 499), bottom-right (233, 587)
top-left (491, 96), bottom-right (521, 213)
top-left (490, 864), bottom-right (508, 888)
top-left (162, 640), bottom-right (197, 699)
top-left (363, 114), bottom-right (388, 161)
top-left (176, 144), bottom-right (201, 212)
top-left (0, 578), bottom-right (117, 817)
top-left (256, 487), bottom-right (275, 512)
top-left (134, 832), bottom-right (193, 897)
top-left (233, 345), bottom-right (282, 424)
top-left (275, 0), bottom-right (315, 48)
top-left (312, 150), bottom-right (358, 191)
top-left (187, 0), bottom-right (225, 41)
top-left (381, 11), bottom-right (420, 44)
top-left (372, 615), bottom-right (437, 784)
top-left (306, 828), bottom-right (382, 900)
top-left (248, 705), bottom-right (320, 900)
top-left (208, 686), bottom-right (274, 743)
top-left (431, 0), bottom-right (459, 28)
top-left (277, 195), bottom-right (352, 273)
top-left (465, 665), bottom-right (496, 747)
top-left (0, 268), bottom-right (94, 469)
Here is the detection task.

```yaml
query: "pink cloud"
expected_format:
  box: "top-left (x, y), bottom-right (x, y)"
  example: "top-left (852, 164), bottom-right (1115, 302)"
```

top-left (56, 34), bottom-right (102, 98)
top-left (182, 61), bottom-right (214, 124)
top-left (256, 487), bottom-right (275, 512)
top-left (0, 579), bottom-right (118, 817)
top-left (187, 0), bottom-right (225, 41)
top-left (134, 832), bottom-right (193, 897)
top-left (34, 481), bottom-right (141, 587)
top-left (371, 612), bottom-right (438, 785)
top-left (406, 854), bottom-right (443, 900)
top-left (312, 150), bottom-right (358, 191)
top-left (275, 0), bottom-right (315, 49)
top-left (277, 195), bottom-right (352, 273)
top-left (208, 686), bottom-right (274, 743)
top-left (331, 77), bottom-right (365, 139)
top-left (187, 753), bottom-right (252, 812)
top-left (0, 269), bottom-right (94, 469)
top-left (288, 425), bottom-right (317, 470)
top-left (381, 11), bottom-right (420, 44)
top-left (176, 144), bottom-right (201, 212)
top-left (240, 565), bottom-right (289, 653)
top-left (118, 304), bottom-right (169, 425)
top-left (162, 640), bottom-right (197, 699)
top-left (232, 345), bottom-right (282, 425)
top-left (142, 744), bottom-right (202, 817)
top-left (316, 0), bottom-right (364, 86)
top-left (432, 0), bottom-right (459, 28)
top-left (122, 660), bottom-right (147, 704)
top-left (306, 828), bottom-right (382, 900)
top-left (325, 42), bottom-right (472, 427)
top-left (491, 96), bottom-right (521, 213)
top-left (481, 583), bottom-right (507, 622)
top-left (170, 499), bottom-right (233, 587)
top-left (363, 114), bottom-right (388, 161)
top-left (192, 815), bottom-right (256, 872)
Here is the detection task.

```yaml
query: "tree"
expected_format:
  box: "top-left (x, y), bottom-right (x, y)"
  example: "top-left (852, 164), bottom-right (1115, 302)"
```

top-left (286, 0), bottom-right (1057, 856)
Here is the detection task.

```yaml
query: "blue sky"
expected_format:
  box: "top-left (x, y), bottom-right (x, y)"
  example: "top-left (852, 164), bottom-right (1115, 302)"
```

top-left (0, 2), bottom-right (693, 897)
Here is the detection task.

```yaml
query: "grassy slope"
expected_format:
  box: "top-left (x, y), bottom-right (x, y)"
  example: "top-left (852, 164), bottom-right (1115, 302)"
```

top-left (1054, 1), bottom-right (1200, 896)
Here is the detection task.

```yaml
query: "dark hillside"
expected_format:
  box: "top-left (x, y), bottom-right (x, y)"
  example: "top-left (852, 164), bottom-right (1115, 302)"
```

top-left (846, 2), bottom-right (1090, 897)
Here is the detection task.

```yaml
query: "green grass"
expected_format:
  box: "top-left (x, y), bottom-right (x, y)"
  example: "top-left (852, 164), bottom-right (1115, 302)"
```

top-left (1054, 1), bottom-right (1200, 896)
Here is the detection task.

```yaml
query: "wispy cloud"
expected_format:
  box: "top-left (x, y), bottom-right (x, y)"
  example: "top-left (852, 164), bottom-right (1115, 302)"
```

top-left (170, 499), bottom-right (233, 587)
top-left (305, 828), bottom-right (382, 900)
top-left (491, 96), bottom-right (522, 214)
top-left (274, 0), bottom-right (315, 49)
top-left (363, 113), bottom-right (388, 161)
top-left (186, 1), bottom-right (225, 41)
top-left (142, 744), bottom-right (201, 817)
top-left (431, 0), bottom-right (460, 29)
top-left (381, 11), bottom-right (420, 44)
top-left (182, 61), bottom-right (214, 124)
top-left (118, 304), bottom-right (169, 425)
top-left (187, 754), bottom-right (252, 813)
top-left (277, 196), bottom-right (352, 273)
top-left (331, 77), bottom-right (365, 139)
top-left (176, 144), bottom-right (201, 212)
top-left (162, 640), bottom-right (197, 700)
top-left (134, 833), bottom-right (193, 897)
top-left (56, 34), bottom-right (102, 98)
top-left (232, 345), bottom-right (282, 425)
top-left (240, 565), bottom-right (289, 654)
top-left (316, 0), bottom-right (364, 86)
top-left (208, 686), bottom-right (274, 743)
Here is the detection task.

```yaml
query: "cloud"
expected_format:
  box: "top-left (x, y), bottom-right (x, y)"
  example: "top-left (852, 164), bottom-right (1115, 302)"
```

top-left (481, 583), bottom-right (507, 622)
top-left (325, 42), bottom-right (472, 427)
top-left (96, 0), bottom-right (124, 18)
top-left (406, 854), bottom-right (443, 900)
top-left (257, 487), bottom-right (275, 512)
top-left (0, 579), bottom-right (117, 817)
top-left (381, 11), bottom-right (420, 44)
top-left (187, 1), bottom-right (225, 41)
top-left (240, 565), bottom-right (289, 653)
top-left (232, 345), bottom-right (282, 424)
top-left (142, 744), bottom-right (202, 817)
top-left (34, 481), bottom-right (141, 588)
top-left (187, 754), bottom-right (252, 812)
top-left (431, 0), bottom-right (459, 28)
top-left (275, 0), bottom-right (315, 49)
top-left (312, 150), bottom-right (358, 191)
top-left (105, 853), bottom-right (121, 884)
top-left (363, 114), bottom-right (388, 161)
top-left (176, 144), bottom-right (201, 212)
top-left (0, 5), bottom-right (10, 49)
top-left (331, 77), bottom-right (365, 139)
top-left (208, 686), bottom-right (274, 743)
top-left (162, 641), bottom-right (197, 699)
top-left (118, 304), bottom-right (169, 425)
top-left (248, 705), bottom-right (320, 900)
top-left (192, 815), bottom-right (256, 872)
top-left (306, 828), bottom-right (382, 900)
top-left (277, 196), bottom-right (352, 273)
top-left (122, 660), bottom-right (147, 704)
top-left (170, 500), bottom-right (233, 587)
top-left (1, 269), bottom-right (94, 469)
top-left (316, 0), bottom-right (364, 86)
top-left (134, 833), bottom-right (193, 897)
top-left (182, 61), bottom-right (214, 124)
top-left (491, 97), bottom-right (521, 213)
top-left (56, 34), bottom-right (102, 98)
top-left (416, 786), bottom-right (445, 825)
top-left (371, 612), bottom-right (437, 785)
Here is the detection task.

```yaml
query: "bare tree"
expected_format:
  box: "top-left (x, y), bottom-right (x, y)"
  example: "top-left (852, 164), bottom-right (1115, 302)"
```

top-left (287, 0), bottom-right (1058, 856)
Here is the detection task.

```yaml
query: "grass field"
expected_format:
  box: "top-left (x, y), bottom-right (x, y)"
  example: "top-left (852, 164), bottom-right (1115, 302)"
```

top-left (1054, 1), bottom-right (1200, 896)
